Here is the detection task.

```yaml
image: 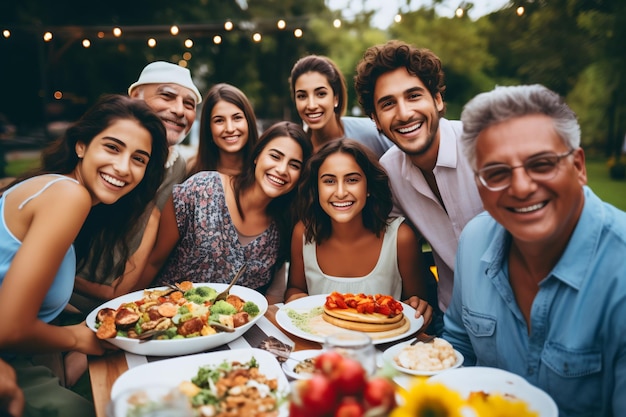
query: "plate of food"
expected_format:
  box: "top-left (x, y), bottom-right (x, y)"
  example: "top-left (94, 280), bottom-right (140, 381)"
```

top-left (382, 337), bottom-right (464, 376)
top-left (281, 349), bottom-right (323, 380)
top-left (86, 282), bottom-right (268, 356)
top-left (109, 348), bottom-right (289, 417)
top-left (428, 367), bottom-right (558, 417)
top-left (276, 292), bottom-right (423, 345)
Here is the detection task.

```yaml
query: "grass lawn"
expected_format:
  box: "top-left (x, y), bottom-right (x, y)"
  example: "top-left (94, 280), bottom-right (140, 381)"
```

top-left (585, 157), bottom-right (626, 211)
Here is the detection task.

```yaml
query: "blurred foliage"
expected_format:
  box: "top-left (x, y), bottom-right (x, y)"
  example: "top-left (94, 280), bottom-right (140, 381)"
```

top-left (0, 0), bottom-right (625, 156)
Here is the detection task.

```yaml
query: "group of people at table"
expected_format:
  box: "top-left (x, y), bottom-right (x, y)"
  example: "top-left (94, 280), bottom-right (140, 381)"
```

top-left (0, 38), bottom-right (624, 417)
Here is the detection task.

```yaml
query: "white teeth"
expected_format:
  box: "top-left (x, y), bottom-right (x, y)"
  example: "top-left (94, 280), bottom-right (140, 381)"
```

top-left (267, 174), bottom-right (286, 185)
top-left (101, 173), bottom-right (125, 187)
top-left (307, 112), bottom-right (323, 119)
top-left (332, 202), bottom-right (353, 207)
top-left (514, 202), bottom-right (545, 213)
top-left (397, 122), bottom-right (423, 134)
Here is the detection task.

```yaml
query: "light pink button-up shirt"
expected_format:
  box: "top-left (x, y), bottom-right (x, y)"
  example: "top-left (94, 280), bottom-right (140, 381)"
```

top-left (380, 118), bottom-right (484, 311)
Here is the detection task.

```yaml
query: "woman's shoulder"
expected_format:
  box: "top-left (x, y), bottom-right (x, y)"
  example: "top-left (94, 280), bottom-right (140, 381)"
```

top-left (178, 171), bottom-right (223, 193)
top-left (395, 218), bottom-right (420, 244)
top-left (9, 175), bottom-right (86, 203)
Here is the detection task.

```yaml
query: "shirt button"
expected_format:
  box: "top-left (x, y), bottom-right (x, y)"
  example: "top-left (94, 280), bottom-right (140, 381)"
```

top-left (528, 367), bottom-right (534, 375)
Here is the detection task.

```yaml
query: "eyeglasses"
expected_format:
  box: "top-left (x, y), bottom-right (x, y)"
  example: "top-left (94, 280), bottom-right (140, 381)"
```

top-left (476, 149), bottom-right (575, 191)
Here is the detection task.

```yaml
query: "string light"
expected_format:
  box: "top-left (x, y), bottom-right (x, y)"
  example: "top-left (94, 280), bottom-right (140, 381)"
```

top-left (516, 6), bottom-right (525, 16)
top-left (394, 14), bottom-right (402, 23)
top-left (455, 7), bottom-right (464, 18)
top-left (0, 15), bottom-right (383, 48)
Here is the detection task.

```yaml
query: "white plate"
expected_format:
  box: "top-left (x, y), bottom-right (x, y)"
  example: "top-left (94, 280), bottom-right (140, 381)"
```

top-left (276, 294), bottom-right (424, 345)
top-left (428, 367), bottom-right (558, 417)
top-left (382, 339), bottom-right (464, 376)
top-left (281, 349), bottom-right (323, 380)
top-left (86, 283), bottom-right (268, 356)
top-left (110, 348), bottom-right (289, 416)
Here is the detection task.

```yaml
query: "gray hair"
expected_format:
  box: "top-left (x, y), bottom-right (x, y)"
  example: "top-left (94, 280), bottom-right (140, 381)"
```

top-left (460, 84), bottom-right (581, 170)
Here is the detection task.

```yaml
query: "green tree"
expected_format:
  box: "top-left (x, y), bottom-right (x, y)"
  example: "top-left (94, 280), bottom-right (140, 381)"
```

top-left (388, 6), bottom-right (497, 118)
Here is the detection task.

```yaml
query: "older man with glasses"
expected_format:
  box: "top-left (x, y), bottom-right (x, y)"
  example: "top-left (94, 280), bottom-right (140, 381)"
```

top-left (443, 84), bottom-right (626, 417)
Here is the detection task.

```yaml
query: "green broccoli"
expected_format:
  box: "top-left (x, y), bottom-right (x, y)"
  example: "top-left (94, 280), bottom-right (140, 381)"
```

top-left (242, 301), bottom-right (260, 317)
top-left (184, 286), bottom-right (217, 304)
top-left (210, 300), bottom-right (238, 316)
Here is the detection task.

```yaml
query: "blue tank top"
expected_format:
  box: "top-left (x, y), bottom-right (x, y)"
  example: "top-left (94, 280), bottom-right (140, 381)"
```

top-left (0, 175), bottom-right (78, 323)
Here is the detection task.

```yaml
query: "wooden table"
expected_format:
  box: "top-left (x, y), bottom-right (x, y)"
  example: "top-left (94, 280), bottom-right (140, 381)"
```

top-left (88, 305), bottom-right (321, 417)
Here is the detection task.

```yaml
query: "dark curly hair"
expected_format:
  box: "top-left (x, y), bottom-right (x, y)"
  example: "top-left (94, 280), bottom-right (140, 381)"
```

top-left (3, 94), bottom-right (168, 283)
top-left (297, 138), bottom-right (392, 244)
top-left (188, 83), bottom-right (259, 177)
top-left (354, 40), bottom-right (447, 118)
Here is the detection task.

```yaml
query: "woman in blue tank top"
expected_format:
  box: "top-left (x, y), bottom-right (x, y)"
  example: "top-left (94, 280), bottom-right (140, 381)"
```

top-left (0, 94), bottom-right (168, 417)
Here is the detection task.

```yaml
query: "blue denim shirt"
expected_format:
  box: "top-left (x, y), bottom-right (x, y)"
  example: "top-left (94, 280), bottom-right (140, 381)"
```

top-left (443, 187), bottom-right (626, 417)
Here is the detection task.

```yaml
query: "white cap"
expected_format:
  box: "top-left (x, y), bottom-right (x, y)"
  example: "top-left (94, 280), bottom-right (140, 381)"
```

top-left (128, 61), bottom-right (202, 104)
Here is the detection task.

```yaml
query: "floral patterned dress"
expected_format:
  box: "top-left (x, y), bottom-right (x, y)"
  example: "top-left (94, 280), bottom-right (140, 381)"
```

top-left (154, 171), bottom-right (280, 292)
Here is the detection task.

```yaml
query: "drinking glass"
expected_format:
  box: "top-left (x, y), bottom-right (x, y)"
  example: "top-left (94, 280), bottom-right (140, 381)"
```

top-left (106, 384), bottom-right (194, 417)
top-left (323, 331), bottom-right (377, 375)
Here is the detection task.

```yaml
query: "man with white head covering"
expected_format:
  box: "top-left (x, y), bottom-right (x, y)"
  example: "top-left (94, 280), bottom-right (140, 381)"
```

top-left (71, 62), bottom-right (202, 312)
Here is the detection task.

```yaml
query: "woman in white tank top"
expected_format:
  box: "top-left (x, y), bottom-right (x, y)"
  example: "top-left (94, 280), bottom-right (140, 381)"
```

top-left (285, 139), bottom-right (432, 325)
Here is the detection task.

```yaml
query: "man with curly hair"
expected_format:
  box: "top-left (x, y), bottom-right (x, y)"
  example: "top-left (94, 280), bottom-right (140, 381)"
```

top-left (354, 40), bottom-right (483, 323)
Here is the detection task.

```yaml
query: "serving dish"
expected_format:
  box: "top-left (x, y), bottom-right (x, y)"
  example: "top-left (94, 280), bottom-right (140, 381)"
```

top-left (281, 349), bottom-right (323, 380)
top-left (110, 348), bottom-right (288, 417)
top-left (382, 339), bottom-right (464, 376)
top-left (428, 366), bottom-right (558, 417)
top-left (275, 294), bottom-right (423, 345)
top-left (86, 283), bottom-right (268, 356)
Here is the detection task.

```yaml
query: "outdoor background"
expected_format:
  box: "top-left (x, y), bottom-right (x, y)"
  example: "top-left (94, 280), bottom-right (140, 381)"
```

top-left (1, 0), bottom-right (625, 203)
top-left (0, 0), bottom-right (625, 398)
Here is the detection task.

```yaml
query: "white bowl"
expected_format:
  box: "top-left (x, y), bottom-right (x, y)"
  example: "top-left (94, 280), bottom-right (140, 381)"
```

top-left (110, 348), bottom-right (289, 416)
top-left (281, 349), bottom-right (323, 380)
top-left (383, 339), bottom-right (464, 376)
top-left (86, 283), bottom-right (268, 356)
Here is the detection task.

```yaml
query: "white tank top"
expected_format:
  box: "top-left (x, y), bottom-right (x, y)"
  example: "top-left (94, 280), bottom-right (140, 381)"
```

top-left (303, 216), bottom-right (404, 298)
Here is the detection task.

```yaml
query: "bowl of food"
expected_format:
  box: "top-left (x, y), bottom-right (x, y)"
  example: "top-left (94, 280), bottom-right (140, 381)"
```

top-left (383, 337), bottom-right (464, 376)
top-left (86, 283), bottom-right (268, 356)
top-left (281, 349), bottom-right (323, 380)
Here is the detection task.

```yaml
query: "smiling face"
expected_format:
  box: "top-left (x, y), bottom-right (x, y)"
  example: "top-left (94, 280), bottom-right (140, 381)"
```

top-left (317, 152), bottom-right (367, 225)
top-left (371, 67), bottom-right (443, 164)
top-left (133, 83), bottom-right (197, 146)
top-left (294, 71), bottom-right (339, 132)
top-left (210, 100), bottom-right (249, 155)
top-left (75, 118), bottom-right (152, 205)
top-left (254, 136), bottom-right (304, 199)
top-left (475, 114), bottom-right (587, 247)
